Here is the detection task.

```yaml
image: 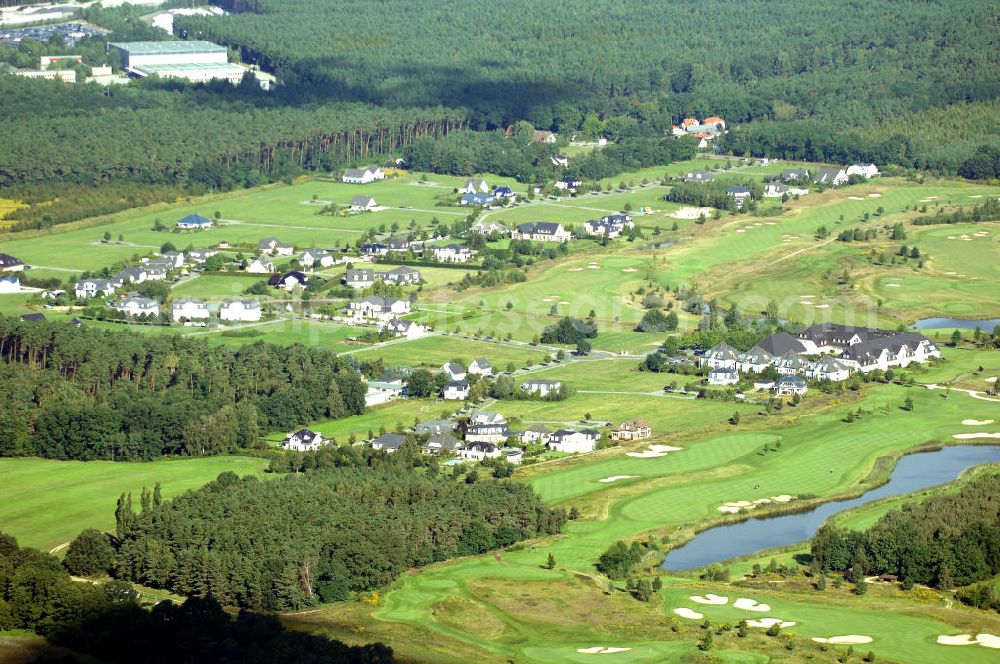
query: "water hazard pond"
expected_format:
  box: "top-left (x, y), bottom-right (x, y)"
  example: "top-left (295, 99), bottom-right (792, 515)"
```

top-left (662, 445), bottom-right (1000, 571)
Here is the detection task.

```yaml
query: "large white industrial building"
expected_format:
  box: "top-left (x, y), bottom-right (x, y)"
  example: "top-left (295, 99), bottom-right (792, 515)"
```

top-left (108, 40), bottom-right (228, 69)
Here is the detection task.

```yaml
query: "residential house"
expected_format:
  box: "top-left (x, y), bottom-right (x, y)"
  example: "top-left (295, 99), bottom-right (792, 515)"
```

top-left (0, 253), bottom-right (25, 272)
top-left (670, 125), bottom-right (687, 137)
top-left (282, 428), bottom-right (325, 452)
top-left (501, 447), bottom-right (524, 465)
top-left (813, 168), bottom-right (849, 186)
top-left (521, 424), bottom-right (551, 444)
top-left (385, 237), bottom-right (412, 253)
top-left (520, 379), bottom-right (562, 398)
top-left (699, 342), bottom-right (739, 370)
top-left (274, 271), bottom-right (307, 291)
top-left (371, 433), bottom-right (407, 453)
top-left (245, 257), bottom-right (275, 274)
top-left (492, 186), bottom-right (515, 200)
top-left (170, 296), bottom-right (209, 322)
top-left (470, 220), bottom-right (510, 236)
top-left (187, 247), bottom-right (218, 263)
top-left (457, 441), bottom-right (501, 462)
top-left (468, 358), bottom-right (493, 377)
top-left (350, 196), bottom-right (378, 211)
top-left (115, 295), bottom-right (160, 318)
top-left (460, 178), bottom-right (489, 194)
top-left (342, 166), bottom-right (384, 184)
top-left (774, 375), bottom-right (808, 396)
top-left (220, 298), bottom-right (261, 322)
top-left (441, 362), bottom-right (467, 381)
top-left (846, 163), bottom-right (879, 179)
top-left (383, 317), bottom-right (426, 338)
top-left (176, 213), bottom-right (213, 230)
top-left (432, 244), bottom-right (475, 263)
top-left (707, 368), bottom-right (739, 386)
top-left (360, 243), bottom-right (389, 257)
top-left (582, 214), bottom-right (634, 238)
top-left (465, 422), bottom-right (510, 444)
top-left (160, 251), bottom-right (185, 269)
top-left (300, 248), bottom-right (335, 268)
top-left (838, 333), bottom-right (941, 373)
top-left (0, 276), bottom-right (20, 293)
top-left (365, 379), bottom-right (406, 407)
top-left (414, 419), bottom-right (456, 435)
top-left (681, 118), bottom-right (699, 129)
top-left (532, 130), bottom-right (557, 143)
top-left (727, 186), bottom-right (752, 210)
top-left (348, 295), bottom-right (410, 321)
top-left (512, 222), bottom-right (571, 243)
top-left (423, 432), bottom-right (462, 454)
top-left (111, 266), bottom-right (147, 288)
top-left (550, 155), bottom-right (569, 167)
top-left (344, 268), bottom-right (376, 289)
top-left (547, 429), bottom-right (600, 454)
top-left (470, 411), bottom-right (506, 426)
top-left (555, 178), bottom-right (583, 192)
top-left (737, 346), bottom-right (774, 374)
top-left (683, 170), bottom-right (714, 183)
top-left (74, 278), bottom-right (115, 299)
top-left (773, 351), bottom-right (811, 376)
top-left (257, 237), bottom-right (294, 256)
top-left (702, 116), bottom-right (726, 129)
top-left (141, 260), bottom-right (171, 281)
top-left (443, 379), bottom-right (470, 400)
top-left (763, 182), bottom-right (789, 198)
top-left (756, 332), bottom-right (807, 357)
top-left (610, 419), bottom-right (652, 442)
top-left (381, 266), bottom-right (421, 285)
top-left (806, 356), bottom-right (852, 382)
top-left (781, 168), bottom-right (810, 182)
top-left (460, 192), bottom-right (495, 207)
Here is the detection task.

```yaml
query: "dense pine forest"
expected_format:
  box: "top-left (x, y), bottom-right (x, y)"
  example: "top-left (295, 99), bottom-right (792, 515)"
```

top-left (0, 532), bottom-right (394, 663)
top-left (811, 472), bottom-right (1000, 589)
top-left (114, 468), bottom-right (566, 611)
top-left (0, 317), bottom-right (366, 460)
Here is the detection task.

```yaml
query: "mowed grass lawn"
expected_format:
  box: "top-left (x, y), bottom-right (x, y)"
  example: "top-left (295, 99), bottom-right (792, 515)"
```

top-left (347, 334), bottom-right (550, 368)
top-left (0, 456), bottom-right (268, 552)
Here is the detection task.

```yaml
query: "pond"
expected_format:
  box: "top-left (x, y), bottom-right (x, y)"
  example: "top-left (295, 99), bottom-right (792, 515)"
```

top-left (661, 445), bottom-right (1000, 571)
top-left (913, 317), bottom-right (1000, 330)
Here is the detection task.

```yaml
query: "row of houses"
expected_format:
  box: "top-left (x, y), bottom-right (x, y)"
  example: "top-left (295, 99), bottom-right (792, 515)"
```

top-left (582, 214), bottom-right (634, 238)
top-left (700, 324), bottom-right (941, 385)
top-left (111, 295), bottom-right (262, 322)
top-left (782, 164), bottom-right (880, 187)
top-left (343, 266), bottom-right (422, 288)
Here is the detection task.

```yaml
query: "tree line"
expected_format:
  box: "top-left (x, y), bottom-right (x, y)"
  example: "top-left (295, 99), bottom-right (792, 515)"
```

top-left (811, 473), bottom-right (1000, 589)
top-left (0, 531), bottom-right (394, 663)
top-left (0, 317), bottom-right (365, 460)
top-left (114, 468), bottom-right (566, 611)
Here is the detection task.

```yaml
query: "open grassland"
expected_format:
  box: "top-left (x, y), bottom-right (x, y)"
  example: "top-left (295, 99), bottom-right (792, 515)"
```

top-left (307, 399), bottom-right (446, 443)
top-left (0, 456), bottom-right (268, 552)
top-left (347, 333), bottom-right (551, 368)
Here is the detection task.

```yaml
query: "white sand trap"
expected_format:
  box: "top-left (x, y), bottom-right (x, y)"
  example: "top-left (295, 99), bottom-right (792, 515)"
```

top-left (975, 232), bottom-right (989, 237)
top-left (963, 238), bottom-right (973, 241)
top-left (813, 636), bottom-right (873, 645)
top-left (953, 433), bottom-right (1000, 440)
top-left (766, 222), bottom-right (777, 225)
top-left (718, 505), bottom-right (742, 513)
top-left (753, 498), bottom-right (772, 504)
top-left (815, 304), bottom-right (830, 309)
top-left (587, 265), bottom-right (600, 269)
top-left (963, 419), bottom-right (995, 426)
top-left (672, 206), bottom-right (714, 219)
top-left (599, 475), bottom-right (639, 483)
top-left (674, 607), bottom-right (703, 619)
top-left (945, 271), bottom-right (957, 275)
top-left (799, 294), bottom-right (815, 298)
top-left (725, 501), bottom-right (754, 508)
top-left (947, 236), bottom-right (957, 240)
top-left (868, 193), bottom-right (882, 198)
top-left (747, 618), bottom-right (795, 628)
top-left (771, 495), bottom-right (794, 502)
top-left (927, 196), bottom-right (940, 200)
top-left (734, 598), bottom-right (771, 612)
top-left (690, 594), bottom-right (728, 605)
top-left (937, 635), bottom-right (976, 645)
top-left (800, 302), bottom-right (814, 306)
top-left (969, 194), bottom-right (984, 198)
top-left (621, 268), bottom-right (637, 272)
top-left (567, 267), bottom-right (584, 272)
top-left (987, 377), bottom-right (997, 383)
top-left (576, 647), bottom-right (633, 654)
top-left (977, 634), bottom-right (1000, 648)
top-left (559, 301), bottom-right (570, 305)
top-left (848, 196), bottom-right (865, 200)
top-left (736, 229), bottom-right (746, 233)
top-left (886, 284), bottom-right (900, 288)
top-left (626, 445), bottom-right (682, 458)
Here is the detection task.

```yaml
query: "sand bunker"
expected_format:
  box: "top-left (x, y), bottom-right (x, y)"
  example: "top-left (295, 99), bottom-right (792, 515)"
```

top-left (674, 607), bottom-right (703, 619)
top-left (969, 195), bottom-right (984, 198)
top-left (772, 495), bottom-right (794, 502)
top-left (599, 475), bottom-right (639, 483)
top-left (577, 647), bottom-right (632, 654)
top-left (947, 236), bottom-right (957, 240)
top-left (733, 598), bottom-right (771, 612)
top-left (987, 377), bottom-right (997, 383)
top-left (886, 284), bottom-right (900, 288)
top-left (813, 636), bottom-right (873, 645)
top-left (567, 267), bottom-right (584, 272)
top-left (868, 193), bottom-right (882, 198)
top-left (626, 445), bottom-right (682, 458)
top-left (963, 419), bottom-right (995, 426)
top-left (848, 196), bottom-right (864, 200)
top-left (937, 635), bottom-right (978, 646)
top-left (672, 206), bottom-right (714, 219)
top-left (621, 268), bottom-right (637, 272)
top-left (765, 222), bottom-right (776, 225)
top-left (587, 265), bottom-right (600, 269)
top-left (559, 301), bottom-right (570, 305)
top-left (690, 594), bottom-right (728, 605)
top-left (953, 433), bottom-right (1000, 440)
top-left (977, 634), bottom-right (1000, 648)
top-left (815, 304), bottom-right (830, 309)
top-left (718, 495), bottom-right (794, 513)
top-left (736, 229), bottom-right (746, 233)
top-left (747, 618), bottom-right (795, 628)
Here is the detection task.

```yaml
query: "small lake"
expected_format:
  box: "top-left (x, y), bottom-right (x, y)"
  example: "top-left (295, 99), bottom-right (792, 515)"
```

top-left (661, 445), bottom-right (1000, 571)
top-left (913, 317), bottom-right (1000, 330)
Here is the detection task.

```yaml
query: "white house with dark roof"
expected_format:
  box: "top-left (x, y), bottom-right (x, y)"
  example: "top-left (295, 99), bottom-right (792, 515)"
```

top-left (775, 375), bottom-right (808, 395)
top-left (112, 266), bottom-right (147, 287)
top-left (465, 422), bottom-right (510, 444)
top-left (245, 257), bottom-right (275, 274)
top-left (115, 295), bottom-right (160, 318)
top-left (160, 251), bottom-right (185, 268)
top-left (348, 296), bottom-right (410, 321)
top-left (532, 130), bottom-right (557, 143)
top-left (282, 428), bottom-right (325, 452)
top-left (583, 214), bottom-right (634, 238)
top-left (547, 429), bottom-right (600, 453)
top-left (457, 441), bottom-right (501, 461)
top-left (813, 167), bottom-right (849, 186)
top-left (555, 177), bottom-right (583, 192)
top-left (381, 266), bottom-right (421, 285)
top-left (699, 342), bottom-right (739, 370)
top-left (468, 358), bottom-right (493, 377)
top-left (423, 432), bottom-right (462, 454)
top-left (176, 213), bottom-right (213, 230)
top-left (470, 220), bottom-right (510, 236)
top-left (299, 248), bottom-right (335, 268)
top-left (220, 298), bottom-right (261, 322)
top-left (365, 379), bottom-right (406, 407)
top-left (512, 222), bottom-right (571, 243)
top-left (443, 379), bottom-right (470, 400)
top-left (683, 170), bottom-right (714, 183)
top-left (432, 244), bottom-right (475, 263)
top-left (805, 355), bottom-right (851, 382)
top-left (0, 253), bottom-right (25, 272)
top-left (846, 163), bottom-right (879, 179)
top-left (257, 237), bottom-right (294, 256)
top-left (737, 347), bottom-right (773, 374)
top-left (351, 196), bottom-right (378, 211)
top-left (170, 296), bottom-right (209, 322)
top-left (344, 268), bottom-right (376, 289)
top-left (520, 379), bottom-right (562, 397)
top-left (370, 432), bottom-right (406, 452)
top-left (0, 276), bottom-right (20, 293)
top-left (521, 424), bottom-right (551, 444)
top-left (74, 278), bottom-right (115, 299)
top-left (342, 166), bottom-right (384, 184)
top-left (382, 317), bottom-right (426, 338)
top-left (470, 411), bottom-right (506, 426)
top-left (187, 247), bottom-right (219, 263)
top-left (460, 178), bottom-right (490, 194)
top-left (727, 186), bottom-right (752, 210)
top-left (274, 271), bottom-right (307, 291)
top-left (441, 362), bottom-right (467, 381)
top-left (708, 368), bottom-right (739, 386)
